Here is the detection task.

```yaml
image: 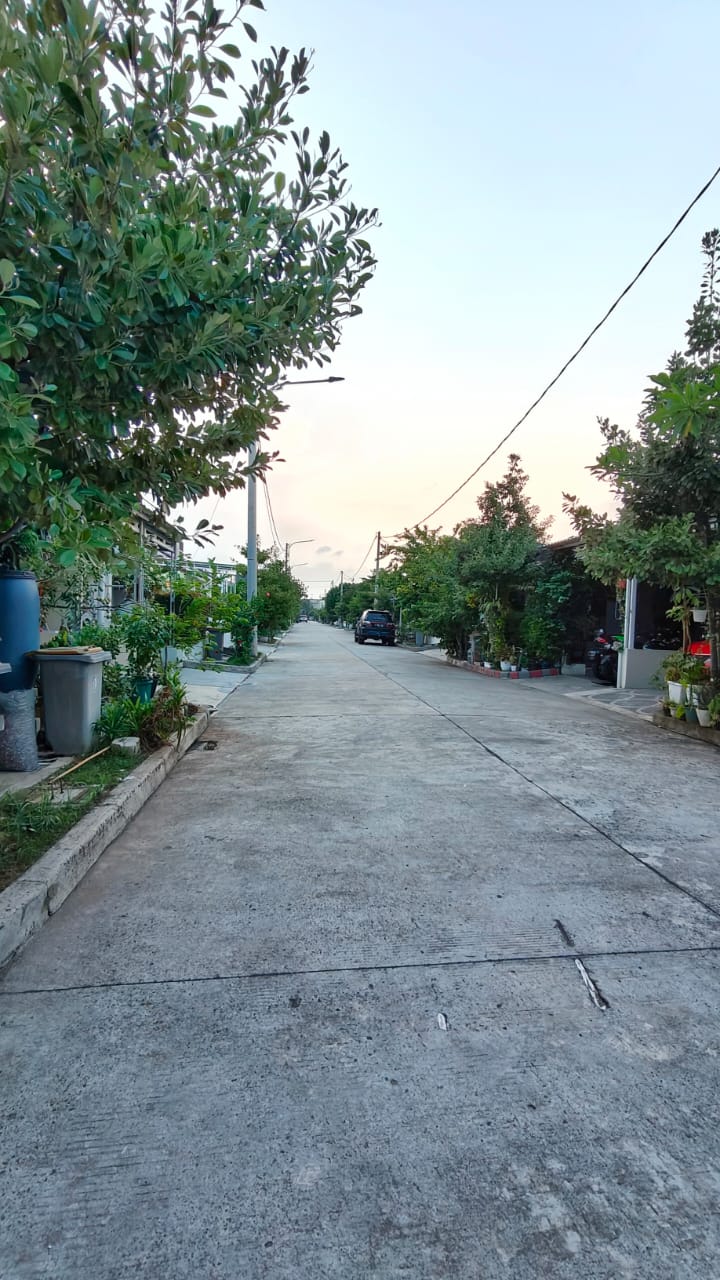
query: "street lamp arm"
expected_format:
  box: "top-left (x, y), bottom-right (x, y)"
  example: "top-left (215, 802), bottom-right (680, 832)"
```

top-left (281, 376), bottom-right (345, 385)
top-left (285, 537), bottom-right (314, 570)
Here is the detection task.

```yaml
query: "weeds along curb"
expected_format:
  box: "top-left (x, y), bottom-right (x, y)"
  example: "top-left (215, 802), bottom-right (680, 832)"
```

top-left (0, 709), bottom-right (211, 971)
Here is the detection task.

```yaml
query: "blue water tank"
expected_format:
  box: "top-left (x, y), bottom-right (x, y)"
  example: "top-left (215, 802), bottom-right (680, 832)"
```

top-left (0, 570), bottom-right (40, 692)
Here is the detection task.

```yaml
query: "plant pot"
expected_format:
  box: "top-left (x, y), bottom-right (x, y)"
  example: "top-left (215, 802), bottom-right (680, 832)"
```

top-left (205, 627), bottom-right (226, 660)
top-left (134, 677), bottom-right (154, 705)
top-left (697, 708), bottom-right (711, 727)
top-left (500, 660), bottom-right (511, 671)
top-left (35, 649), bottom-right (112, 755)
top-left (483, 661), bottom-right (492, 669)
top-left (685, 705), bottom-right (699, 724)
top-left (510, 665), bottom-right (517, 672)
top-left (693, 609), bottom-right (707, 624)
top-left (667, 680), bottom-right (685, 705)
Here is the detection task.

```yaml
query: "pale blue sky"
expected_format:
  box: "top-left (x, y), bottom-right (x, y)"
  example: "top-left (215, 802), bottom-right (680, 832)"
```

top-left (187, 0), bottom-right (720, 592)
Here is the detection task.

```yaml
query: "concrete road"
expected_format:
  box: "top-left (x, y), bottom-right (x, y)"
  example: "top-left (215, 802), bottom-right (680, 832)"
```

top-left (2, 623), bottom-right (720, 1279)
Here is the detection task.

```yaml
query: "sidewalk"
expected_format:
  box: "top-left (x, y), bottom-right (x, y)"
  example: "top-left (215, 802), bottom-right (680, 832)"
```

top-left (523, 675), bottom-right (661, 722)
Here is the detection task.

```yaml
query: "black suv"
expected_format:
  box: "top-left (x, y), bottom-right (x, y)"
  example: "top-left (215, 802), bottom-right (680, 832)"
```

top-left (354, 609), bottom-right (396, 646)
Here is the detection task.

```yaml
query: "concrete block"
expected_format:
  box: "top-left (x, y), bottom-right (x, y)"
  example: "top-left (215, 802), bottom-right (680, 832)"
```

top-left (0, 878), bottom-right (48, 969)
top-left (40, 802), bottom-right (131, 915)
top-left (112, 736), bottom-right (142, 755)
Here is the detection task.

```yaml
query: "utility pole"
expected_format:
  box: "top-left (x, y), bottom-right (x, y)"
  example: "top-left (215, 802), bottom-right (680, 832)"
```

top-left (246, 442), bottom-right (258, 658)
top-left (373, 531), bottom-right (381, 607)
top-left (339, 570), bottom-right (344, 624)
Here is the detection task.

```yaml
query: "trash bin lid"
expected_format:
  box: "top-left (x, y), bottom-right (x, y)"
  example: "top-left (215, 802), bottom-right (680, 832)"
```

top-left (29, 649), bottom-right (112, 663)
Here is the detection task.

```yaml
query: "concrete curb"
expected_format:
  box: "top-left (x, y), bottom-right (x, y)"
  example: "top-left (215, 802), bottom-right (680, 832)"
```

top-left (445, 657), bottom-right (560, 678)
top-left (0, 709), bottom-right (211, 971)
top-left (652, 712), bottom-right (720, 749)
top-left (183, 655), bottom-right (266, 675)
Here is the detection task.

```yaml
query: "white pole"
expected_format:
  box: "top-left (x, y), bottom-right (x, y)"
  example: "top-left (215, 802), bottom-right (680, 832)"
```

top-left (624, 577), bottom-right (637, 650)
top-left (619, 576), bottom-right (638, 690)
top-left (247, 443), bottom-right (258, 658)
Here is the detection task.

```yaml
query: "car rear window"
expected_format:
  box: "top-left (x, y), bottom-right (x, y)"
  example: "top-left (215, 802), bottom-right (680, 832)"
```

top-left (365, 612), bottom-right (392, 621)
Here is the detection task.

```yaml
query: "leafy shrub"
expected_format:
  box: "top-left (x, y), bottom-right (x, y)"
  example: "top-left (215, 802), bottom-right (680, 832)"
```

top-left (102, 661), bottom-right (131, 700)
top-left (228, 599), bottom-right (255, 663)
top-left (95, 668), bottom-right (195, 751)
top-left (95, 699), bottom-right (136, 744)
top-left (73, 621), bottom-right (123, 657)
top-left (121, 605), bottom-right (171, 680)
top-left (43, 620), bottom-right (123, 656)
top-left (708, 695), bottom-right (720, 728)
top-left (661, 651), bottom-right (709, 685)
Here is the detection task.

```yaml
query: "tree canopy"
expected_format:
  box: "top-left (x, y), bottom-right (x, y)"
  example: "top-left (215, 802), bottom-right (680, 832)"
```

top-left (391, 456), bottom-right (550, 659)
top-left (566, 232), bottom-right (720, 675)
top-left (0, 0), bottom-right (377, 562)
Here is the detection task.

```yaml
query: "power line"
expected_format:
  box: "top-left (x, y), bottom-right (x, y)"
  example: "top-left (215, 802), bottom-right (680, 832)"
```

top-left (262, 478), bottom-right (282, 551)
top-left (266, 480), bottom-right (282, 547)
top-left (261, 484), bottom-right (276, 552)
top-left (413, 160), bottom-right (720, 528)
top-left (352, 533), bottom-right (377, 581)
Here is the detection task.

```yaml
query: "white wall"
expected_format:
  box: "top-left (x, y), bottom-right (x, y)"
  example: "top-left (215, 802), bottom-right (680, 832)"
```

top-left (617, 647), bottom-right (673, 690)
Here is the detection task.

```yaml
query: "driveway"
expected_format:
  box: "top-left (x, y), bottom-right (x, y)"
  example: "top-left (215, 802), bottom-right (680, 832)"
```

top-left (2, 624), bottom-right (719, 1278)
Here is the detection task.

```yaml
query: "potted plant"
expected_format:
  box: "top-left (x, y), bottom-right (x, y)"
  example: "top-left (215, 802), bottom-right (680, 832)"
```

top-left (122, 605), bottom-right (170, 703)
top-left (696, 683), bottom-right (713, 727)
top-left (682, 656), bottom-right (709, 707)
top-left (662, 652), bottom-right (688, 704)
top-left (708, 694), bottom-right (720, 729)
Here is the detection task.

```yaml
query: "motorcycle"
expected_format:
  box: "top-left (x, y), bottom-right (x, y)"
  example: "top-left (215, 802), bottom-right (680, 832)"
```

top-left (587, 629), bottom-right (620, 685)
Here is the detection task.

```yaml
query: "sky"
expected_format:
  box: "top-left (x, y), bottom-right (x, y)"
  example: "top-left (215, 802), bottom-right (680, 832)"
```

top-left (182, 0), bottom-right (720, 596)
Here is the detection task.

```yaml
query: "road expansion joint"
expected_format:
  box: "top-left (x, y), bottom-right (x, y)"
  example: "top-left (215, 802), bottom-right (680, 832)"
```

top-left (4, 941), bottom-right (719, 999)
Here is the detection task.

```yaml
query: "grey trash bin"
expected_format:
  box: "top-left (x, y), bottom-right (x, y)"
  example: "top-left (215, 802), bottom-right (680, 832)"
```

top-left (34, 650), bottom-right (111, 755)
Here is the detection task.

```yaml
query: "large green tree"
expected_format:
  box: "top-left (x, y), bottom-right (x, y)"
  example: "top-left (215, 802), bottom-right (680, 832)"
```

top-left (455, 454), bottom-right (548, 656)
top-left (391, 456), bottom-right (548, 660)
top-left (0, 0), bottom-right (376, 562)
top-left (255, 554), bottom-right (303, 638)
top-left (390, 527), bottom-right (471, 658)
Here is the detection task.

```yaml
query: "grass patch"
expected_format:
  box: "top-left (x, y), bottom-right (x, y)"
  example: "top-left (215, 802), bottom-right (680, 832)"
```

top-left (0, 750), bottom-right (144, 892)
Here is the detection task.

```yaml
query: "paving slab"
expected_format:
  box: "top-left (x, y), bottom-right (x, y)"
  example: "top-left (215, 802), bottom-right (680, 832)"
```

top-left (0, 755), bottom-right (72, 798)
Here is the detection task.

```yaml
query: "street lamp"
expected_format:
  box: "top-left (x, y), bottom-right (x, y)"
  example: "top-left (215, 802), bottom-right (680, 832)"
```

top-left (285, 538), bottom-right (314, 570)
top-left (246, 378), bottom-right (343, 656)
